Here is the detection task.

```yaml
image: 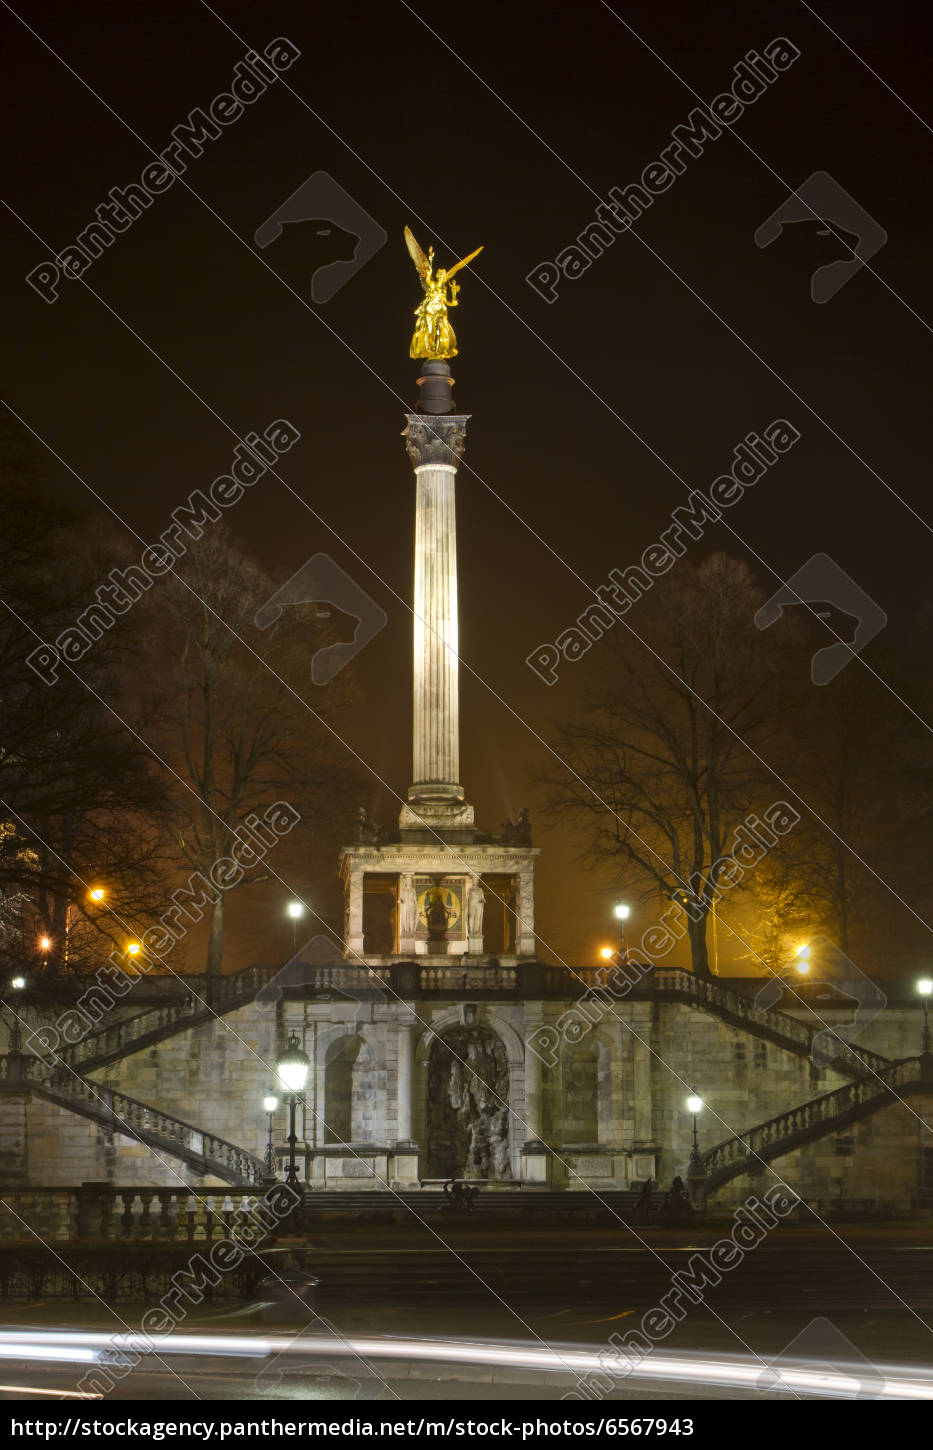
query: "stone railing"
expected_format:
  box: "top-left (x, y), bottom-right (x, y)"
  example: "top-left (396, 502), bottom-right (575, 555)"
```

top-left (647, 969), bottom-right (891, 1079)
top-left (419, 964), bottom-right (518, 992)
top-left (59, 965), bottom-right (280, 1073)
top-left (702, 1056), bottom-right (929, 1190)
top-left (15, 955), bottom-right (895, 1089)
top-left (1, 1056), bottom-right (265, 1186)
top-left (0, 1185), bottom-right (277, 1244)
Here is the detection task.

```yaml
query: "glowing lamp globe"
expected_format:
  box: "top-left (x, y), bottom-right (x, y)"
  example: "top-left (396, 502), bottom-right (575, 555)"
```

top-left (276, 1036), bottom-right (310, 1094)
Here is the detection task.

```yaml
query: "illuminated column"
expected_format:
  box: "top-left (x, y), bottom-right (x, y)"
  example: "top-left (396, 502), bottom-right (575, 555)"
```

top-left (412, 459), bottom-right (460, 793)
top-left (399, 366), bottom-right (474, 834)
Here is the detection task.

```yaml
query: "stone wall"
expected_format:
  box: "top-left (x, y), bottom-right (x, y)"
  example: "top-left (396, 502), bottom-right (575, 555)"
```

top-left (715, 1095), bottom-right (933, 1214)
top-left (1, 986), bottom-right (927, 1203)
top-left (0, 1092), bottom-right (222, 1188)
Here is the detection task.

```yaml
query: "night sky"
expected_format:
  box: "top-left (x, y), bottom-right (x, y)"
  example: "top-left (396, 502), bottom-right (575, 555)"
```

top-left (4, 1), bottom-right (931, 971)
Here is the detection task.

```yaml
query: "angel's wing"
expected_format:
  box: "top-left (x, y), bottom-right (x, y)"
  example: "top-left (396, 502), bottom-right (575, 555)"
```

top-left (404, 226), bottom-right (432, 283)
top-left (444, 244), bottom-right (484, 282)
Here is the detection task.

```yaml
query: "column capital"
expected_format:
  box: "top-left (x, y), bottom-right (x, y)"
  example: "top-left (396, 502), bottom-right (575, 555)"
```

top-left (403, 414), bottom-right (470, 470)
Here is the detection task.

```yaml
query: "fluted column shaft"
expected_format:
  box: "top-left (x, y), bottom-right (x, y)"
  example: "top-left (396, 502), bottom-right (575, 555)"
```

top-left (402, 410), bottom-right (471, 828)
top-left (412, 462), bottom-right (460, 795)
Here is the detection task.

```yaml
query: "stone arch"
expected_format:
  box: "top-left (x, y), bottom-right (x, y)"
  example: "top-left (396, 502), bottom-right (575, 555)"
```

top-left (424, 1022), bottom-right (512, 1181)
top-left (544, 1032), bottom-right (613, 1146)
top-left (415, 1007), bottom-right (525, 1071)
top-left (323, 1033), bottom-right (374, 1145)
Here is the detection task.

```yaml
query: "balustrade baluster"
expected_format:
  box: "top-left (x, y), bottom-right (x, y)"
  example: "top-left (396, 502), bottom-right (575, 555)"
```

top-left (119, 1190), bottom-right (136, 1238)
top-left (157, 1189), bottom-right (173, 1240)
top-left (138, 1190), bottom-right (154, 1240)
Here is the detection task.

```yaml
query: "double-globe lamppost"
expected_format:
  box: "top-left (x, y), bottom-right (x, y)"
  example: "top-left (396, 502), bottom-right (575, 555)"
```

top-left (276, 1035), bottom-right (310, 1191)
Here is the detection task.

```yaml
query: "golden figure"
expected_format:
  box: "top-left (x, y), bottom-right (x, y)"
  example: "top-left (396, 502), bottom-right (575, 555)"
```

top-left (404, 225), bottom-right (483, 360)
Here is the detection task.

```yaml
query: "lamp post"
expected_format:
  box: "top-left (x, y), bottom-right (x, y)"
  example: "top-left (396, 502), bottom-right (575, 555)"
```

top-left (918, 978), bottom-right (932, 1058)
top-left (286, 901), bottom-right (305, 954)
top-left (686, 1094), bottom-right (704, 1176)
top-left (5, 974), bottom-right (26, 1054)
top-left (614, 903), bottom-right (630, 965)
top-left (262, 1090), bottom-right (279, 1180)
top-left (276, 1035), bottom-right (310, 1192)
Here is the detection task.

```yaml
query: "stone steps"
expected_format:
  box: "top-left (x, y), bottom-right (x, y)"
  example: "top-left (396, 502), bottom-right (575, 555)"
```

top-left (2, 1057), bottom-right (265, 1186)
top-left (703, 1055), bottom-right (933, 1192)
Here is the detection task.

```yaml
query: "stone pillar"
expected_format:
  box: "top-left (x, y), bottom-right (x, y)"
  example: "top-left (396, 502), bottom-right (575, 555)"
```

top-left (391, 1016), bottom-right (420, 1186)
top-left (396, 1018), bottom-right (416, 1147)
top-left (399, 410), bottom-right (474, 834)
top-left (632, 1016), bottom-right (652, 1147)
top-left (346, 863), bottom-right (364, 957)
top-left (413, 460), bottom-right (459, 795)
top-left (522, 1014), bottom-right (549, 1184)
top-left (515, 866), bottom-right (536, 957)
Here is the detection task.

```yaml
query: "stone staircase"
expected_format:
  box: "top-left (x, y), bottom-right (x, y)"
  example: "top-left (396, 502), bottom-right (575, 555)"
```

top-left (59, 965), bottom-right (279, 1074)
top-left (298, 1188), bottom-right (644, 1219)
top-left (648, 968), bottom-right (892, 1080)
top-left (701, 1055), bottom-right (933, 1193)
top-left (13, 959), bottom-right (898, 1200)
top-left (56, 962), bottom-right (893, 1085)
top-left (0, 1054), bottom-right (265, 1186)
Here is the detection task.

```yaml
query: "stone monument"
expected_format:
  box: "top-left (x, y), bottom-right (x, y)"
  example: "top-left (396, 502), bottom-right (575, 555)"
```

top-left (339, 230), bottom-right (539, 963)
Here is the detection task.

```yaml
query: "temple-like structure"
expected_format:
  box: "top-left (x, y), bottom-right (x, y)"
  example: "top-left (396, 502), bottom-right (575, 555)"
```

top-left (339, 360), bottom-right (538, 965)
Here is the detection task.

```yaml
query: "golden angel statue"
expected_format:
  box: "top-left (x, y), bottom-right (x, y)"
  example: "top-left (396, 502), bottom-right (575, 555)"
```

top-left (404, 225), bottom-right (483, 360)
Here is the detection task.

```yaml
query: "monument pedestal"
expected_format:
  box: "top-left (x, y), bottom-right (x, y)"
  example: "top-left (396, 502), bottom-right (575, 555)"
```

top-left (339, 840), bottom-right (539, 963)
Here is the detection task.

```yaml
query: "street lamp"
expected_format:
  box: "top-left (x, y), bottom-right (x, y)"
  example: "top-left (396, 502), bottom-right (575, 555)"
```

top-left (6, 974), bottom-right (26, 1053)
top-left (600, 946), bottom-right (614, 962)
top-left (276, 1035), bottom-right (310, 1191)
top-left (262, 1090), bottom-right (279, 1179)
top-left (89, 887), bottom-right (105, 902)
top-left (918, 978), bottom-right (932, 1057)
top-left (686, 1094), bottom-right (703, 1175)
top-left (794, 943), bottom-right (811, 976)
top-left (614, 903), bottom-right (630, 964)
top-left (286, 901), bottom-right (305, 953)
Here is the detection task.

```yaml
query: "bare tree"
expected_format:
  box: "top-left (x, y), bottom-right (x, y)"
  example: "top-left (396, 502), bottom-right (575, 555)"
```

top-left (541, 556), bottom-right (788, 978)
top-left (155, 525), bottom-right (360, 977)
top-left (0, 453), bottom-right (170, 980)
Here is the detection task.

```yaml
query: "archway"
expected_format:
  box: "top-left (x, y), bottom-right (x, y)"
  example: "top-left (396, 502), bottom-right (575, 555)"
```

top-left (324, 1033), bottom-right (371, 1145)
top-left (425, 1023), bottom-right (511, 1180)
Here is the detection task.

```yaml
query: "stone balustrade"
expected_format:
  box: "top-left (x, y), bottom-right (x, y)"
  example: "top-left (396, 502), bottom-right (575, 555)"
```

top-left (702, 1055), bottom-right (929, 1188)
top-left (0, 1185), bottom-right (276, 1244)
top-left (0, 1055), bottom-right (265, 1186)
